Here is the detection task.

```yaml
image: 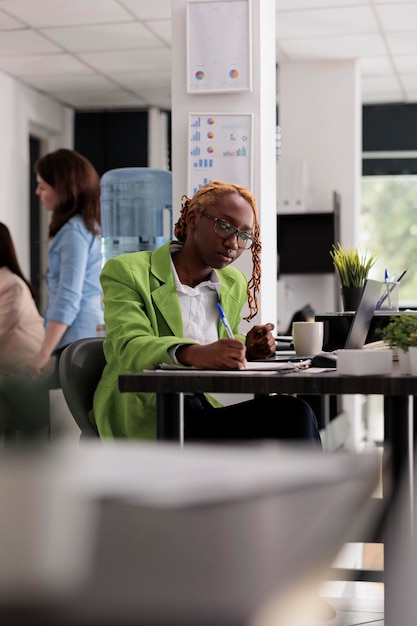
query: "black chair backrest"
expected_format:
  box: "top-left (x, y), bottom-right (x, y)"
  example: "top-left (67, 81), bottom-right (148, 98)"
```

top-left (59, 337), bottom-right (105, 437)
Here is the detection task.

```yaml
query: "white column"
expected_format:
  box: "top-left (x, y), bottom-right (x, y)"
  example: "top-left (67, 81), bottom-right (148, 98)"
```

top-left (278, 60), bottom-right (362, 450)
top-left (171, 0), bottom-right (277, 331)
top-left (148, 107), bottom-right (170, 170)
top-left (278, 60), bottom-right (361, 243)
top-left (277, 60), bottom-right (361, 323)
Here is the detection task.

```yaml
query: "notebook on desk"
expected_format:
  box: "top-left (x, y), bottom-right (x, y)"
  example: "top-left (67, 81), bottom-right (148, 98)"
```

top-left (268, 279), bottom-right (383, 366)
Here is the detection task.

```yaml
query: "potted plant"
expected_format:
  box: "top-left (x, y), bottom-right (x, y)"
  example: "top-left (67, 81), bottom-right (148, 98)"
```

top-left (379, 314), bottom-right (417, 374)
top-left (330, 243), bottom-right (378, 311)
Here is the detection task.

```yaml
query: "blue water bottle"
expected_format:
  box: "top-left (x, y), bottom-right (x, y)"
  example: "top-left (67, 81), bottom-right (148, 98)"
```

top-left (100, 167), bottom-right (172, 265)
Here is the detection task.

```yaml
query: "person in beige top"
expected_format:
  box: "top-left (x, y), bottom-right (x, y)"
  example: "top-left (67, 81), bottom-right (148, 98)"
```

top-left (0, 223), bottom-right (44, 372)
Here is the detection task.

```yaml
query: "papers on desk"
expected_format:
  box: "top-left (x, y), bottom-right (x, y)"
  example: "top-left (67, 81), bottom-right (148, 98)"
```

top-left (245, 360), bottom-right (311, 371)
top-left (156, 359), bottom-right (311, 373)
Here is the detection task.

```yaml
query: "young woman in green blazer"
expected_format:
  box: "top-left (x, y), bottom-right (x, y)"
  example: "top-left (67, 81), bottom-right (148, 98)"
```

top-left (92, 180), bottom-right (320, 444)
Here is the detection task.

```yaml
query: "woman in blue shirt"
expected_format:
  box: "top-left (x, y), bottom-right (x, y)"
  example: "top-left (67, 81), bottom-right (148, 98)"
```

top-left (25, 148), bottom-right (103, 376)
top-left (0, 149), bottom-right (102, 440)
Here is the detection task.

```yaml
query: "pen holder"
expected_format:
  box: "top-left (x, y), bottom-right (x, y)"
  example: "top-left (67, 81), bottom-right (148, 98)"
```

top-left (378, 281), bottom-right (399, 311)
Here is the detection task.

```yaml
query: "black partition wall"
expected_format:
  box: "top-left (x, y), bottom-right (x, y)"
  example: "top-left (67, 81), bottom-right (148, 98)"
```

top-left (74, 110), bottom-right (149, 177)
top-left (363, 103), bottom-right (417, 175)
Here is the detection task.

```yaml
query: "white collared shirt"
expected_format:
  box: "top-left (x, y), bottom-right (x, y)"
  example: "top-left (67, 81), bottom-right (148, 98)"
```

top-left (170, 252), bottom-right (220, 345)
top-left (169, 243), bottom-right (221, 362)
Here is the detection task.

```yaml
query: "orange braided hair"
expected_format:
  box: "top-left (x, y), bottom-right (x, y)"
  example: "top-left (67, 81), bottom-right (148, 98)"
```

top-left (174, 180), bottom-right (262, 321)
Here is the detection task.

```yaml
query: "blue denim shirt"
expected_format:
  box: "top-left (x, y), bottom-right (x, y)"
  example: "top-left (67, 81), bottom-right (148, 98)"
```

top-left (45, 215), bottom-right (104, 350)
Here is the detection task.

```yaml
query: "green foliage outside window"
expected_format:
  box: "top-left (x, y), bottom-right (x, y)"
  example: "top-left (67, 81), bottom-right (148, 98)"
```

top-left (361, 175), bottom-right (417, 303)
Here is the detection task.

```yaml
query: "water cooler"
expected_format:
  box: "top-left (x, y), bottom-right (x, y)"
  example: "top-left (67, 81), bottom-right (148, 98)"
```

top-left (100, 167), bottom-right (172, 265)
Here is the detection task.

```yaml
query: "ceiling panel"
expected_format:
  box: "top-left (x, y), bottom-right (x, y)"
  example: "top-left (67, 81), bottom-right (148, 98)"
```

top-left (360, 57), bottom-right (394, 75)
top-left (387, 33), bottom-right (417, 55)
top-left (114, 71), bottom-right (171, 108)
top-left (276, 0), bottom-right (369, 8)
top-left (79, 48), bottom-right (171, 74)
top-left (43, 23), bottom-right (162, 53)
top-left (145, 19), bottom-right (171, 44)
top-left (276, 7), bottom-right (378, 39)
top-left (394, 56), bottom-right (417, 73)
top-left (24, 73), bottom-right (120, 93)
top-left (378, 3), bottom-right (417, 28)
top-left (114, 70), bottom-right (172, 92)
top-left (121, 0), bottom-right (172, 20)
top-left (374, 0), bottom-right (417, 3)
top-left (0, 0), bottom-right (132, 27)
top-left (362, 77), bottom-right (403, 104)
top-left (0, 8), bottom-right (21, 28)
top-left (402, 74), bottom-right (417, 89)
top-left (0, 53), bottom-right (93, 76)
top-left (0, 0), bottom-right (416, 109)
top-left (0, 30), bottom-right (60, 55)
top-left (55, 90), bottom-right (147, 109)
top-left (279, 34), bottom-right (387, 59)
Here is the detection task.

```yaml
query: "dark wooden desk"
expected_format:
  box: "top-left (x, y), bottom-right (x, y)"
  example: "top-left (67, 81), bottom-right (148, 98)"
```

top-left (119, 365), bottom-right (417, 626)
top-left (119, 366), bottom-right (415, 482)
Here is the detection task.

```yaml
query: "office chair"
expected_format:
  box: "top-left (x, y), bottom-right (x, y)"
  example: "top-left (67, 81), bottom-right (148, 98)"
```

top-left (59, 337), bottom-right (105, 439)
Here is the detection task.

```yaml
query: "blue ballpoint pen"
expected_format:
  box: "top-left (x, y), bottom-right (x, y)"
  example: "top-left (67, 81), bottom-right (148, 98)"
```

top-left (384, 269), bottom-right (391, 309)
top-left (384, 269), bottom-right (392, 309)
top-left (376, 268), bottom-right (407, 310)
top-left (217, 302), bottom-right (234, 339)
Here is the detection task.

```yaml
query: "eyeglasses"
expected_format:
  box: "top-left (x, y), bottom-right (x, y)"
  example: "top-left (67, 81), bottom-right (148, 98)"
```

top-left (200, 211), bottom-right (255, 250)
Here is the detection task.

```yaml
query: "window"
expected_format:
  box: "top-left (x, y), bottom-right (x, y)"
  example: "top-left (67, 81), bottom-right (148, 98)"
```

top-left (361, 174), bottom-right (417, 306)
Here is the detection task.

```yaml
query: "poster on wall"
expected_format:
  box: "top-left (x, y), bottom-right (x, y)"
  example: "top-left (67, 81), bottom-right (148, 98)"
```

top-left (187, 0), bottom-right (252, 93)
top-left (188, 113), bottom-right (252, 195)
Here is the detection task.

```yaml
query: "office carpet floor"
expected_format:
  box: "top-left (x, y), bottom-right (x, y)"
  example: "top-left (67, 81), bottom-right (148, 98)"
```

top-left (253, 590), bottom-right (384, 626)
top-left (329, 596), bottom-right (384, 626)
top-left (253, 534), bottom-right (385, 625)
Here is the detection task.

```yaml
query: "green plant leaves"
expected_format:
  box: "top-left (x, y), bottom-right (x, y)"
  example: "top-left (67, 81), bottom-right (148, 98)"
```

top-left (330, 243), bottom-right (378, 288)
top-left (379, 314), bottom-right (417, 352)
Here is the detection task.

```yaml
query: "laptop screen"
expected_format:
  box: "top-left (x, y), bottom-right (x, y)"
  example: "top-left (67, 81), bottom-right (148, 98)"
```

top-left (344, 279), bottom-right (383, 349)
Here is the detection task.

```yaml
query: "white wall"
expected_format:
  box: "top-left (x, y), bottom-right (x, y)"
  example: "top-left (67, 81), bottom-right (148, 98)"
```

top-left (0, 72), bottom-right (74, 279)
top-left (277, 60), bottom-right (361, 329)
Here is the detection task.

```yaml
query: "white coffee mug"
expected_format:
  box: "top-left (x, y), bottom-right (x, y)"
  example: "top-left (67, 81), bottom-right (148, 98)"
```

top-left (292, 321), bottom-right (324, 356)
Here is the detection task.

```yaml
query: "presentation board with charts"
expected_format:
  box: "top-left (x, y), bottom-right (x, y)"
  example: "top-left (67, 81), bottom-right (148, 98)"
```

top-left (186, 0), bottom-right (251, 93)
top-left (188, 113), bottom-right (253, 195)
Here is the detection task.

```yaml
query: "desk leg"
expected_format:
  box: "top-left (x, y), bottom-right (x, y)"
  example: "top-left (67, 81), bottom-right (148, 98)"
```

top-left (384, 396), bottom-right (410, 486)
top-left (321, 395), bottom-right (331, 451)
top-left (383, 395), bottom-right (414, 626)
top-left (156, 393), bottom-right (181, 441)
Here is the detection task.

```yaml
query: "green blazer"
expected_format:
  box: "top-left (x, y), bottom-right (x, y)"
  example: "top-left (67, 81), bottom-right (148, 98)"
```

top-left (92, 241), bottom-right (248, 439)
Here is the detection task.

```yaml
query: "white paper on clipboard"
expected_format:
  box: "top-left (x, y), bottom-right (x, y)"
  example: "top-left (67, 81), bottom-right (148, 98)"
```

top-left (187, 0), bottom-right (252, 94)
top-left (155, 360), bottom-right (310, 373)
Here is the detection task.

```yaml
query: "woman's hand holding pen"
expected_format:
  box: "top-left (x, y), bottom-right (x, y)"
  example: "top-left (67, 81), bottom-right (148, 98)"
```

top-left (176, 340), bottom-right (247, 370)
top-left (246, 323), bottom-right (276, 360)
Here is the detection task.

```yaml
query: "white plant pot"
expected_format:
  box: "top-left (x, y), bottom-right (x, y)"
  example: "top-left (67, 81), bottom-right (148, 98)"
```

top-left (408, 347), bottom-right (417, 376)
top-left (397, 348), bottom-right (412, 375)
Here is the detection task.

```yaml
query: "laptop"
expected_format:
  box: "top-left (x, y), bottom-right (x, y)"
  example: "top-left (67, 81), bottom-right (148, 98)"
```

top-left (269, 279), bottom-right (383, 365)
top-left (343, 279), bottom-right (383, 349)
